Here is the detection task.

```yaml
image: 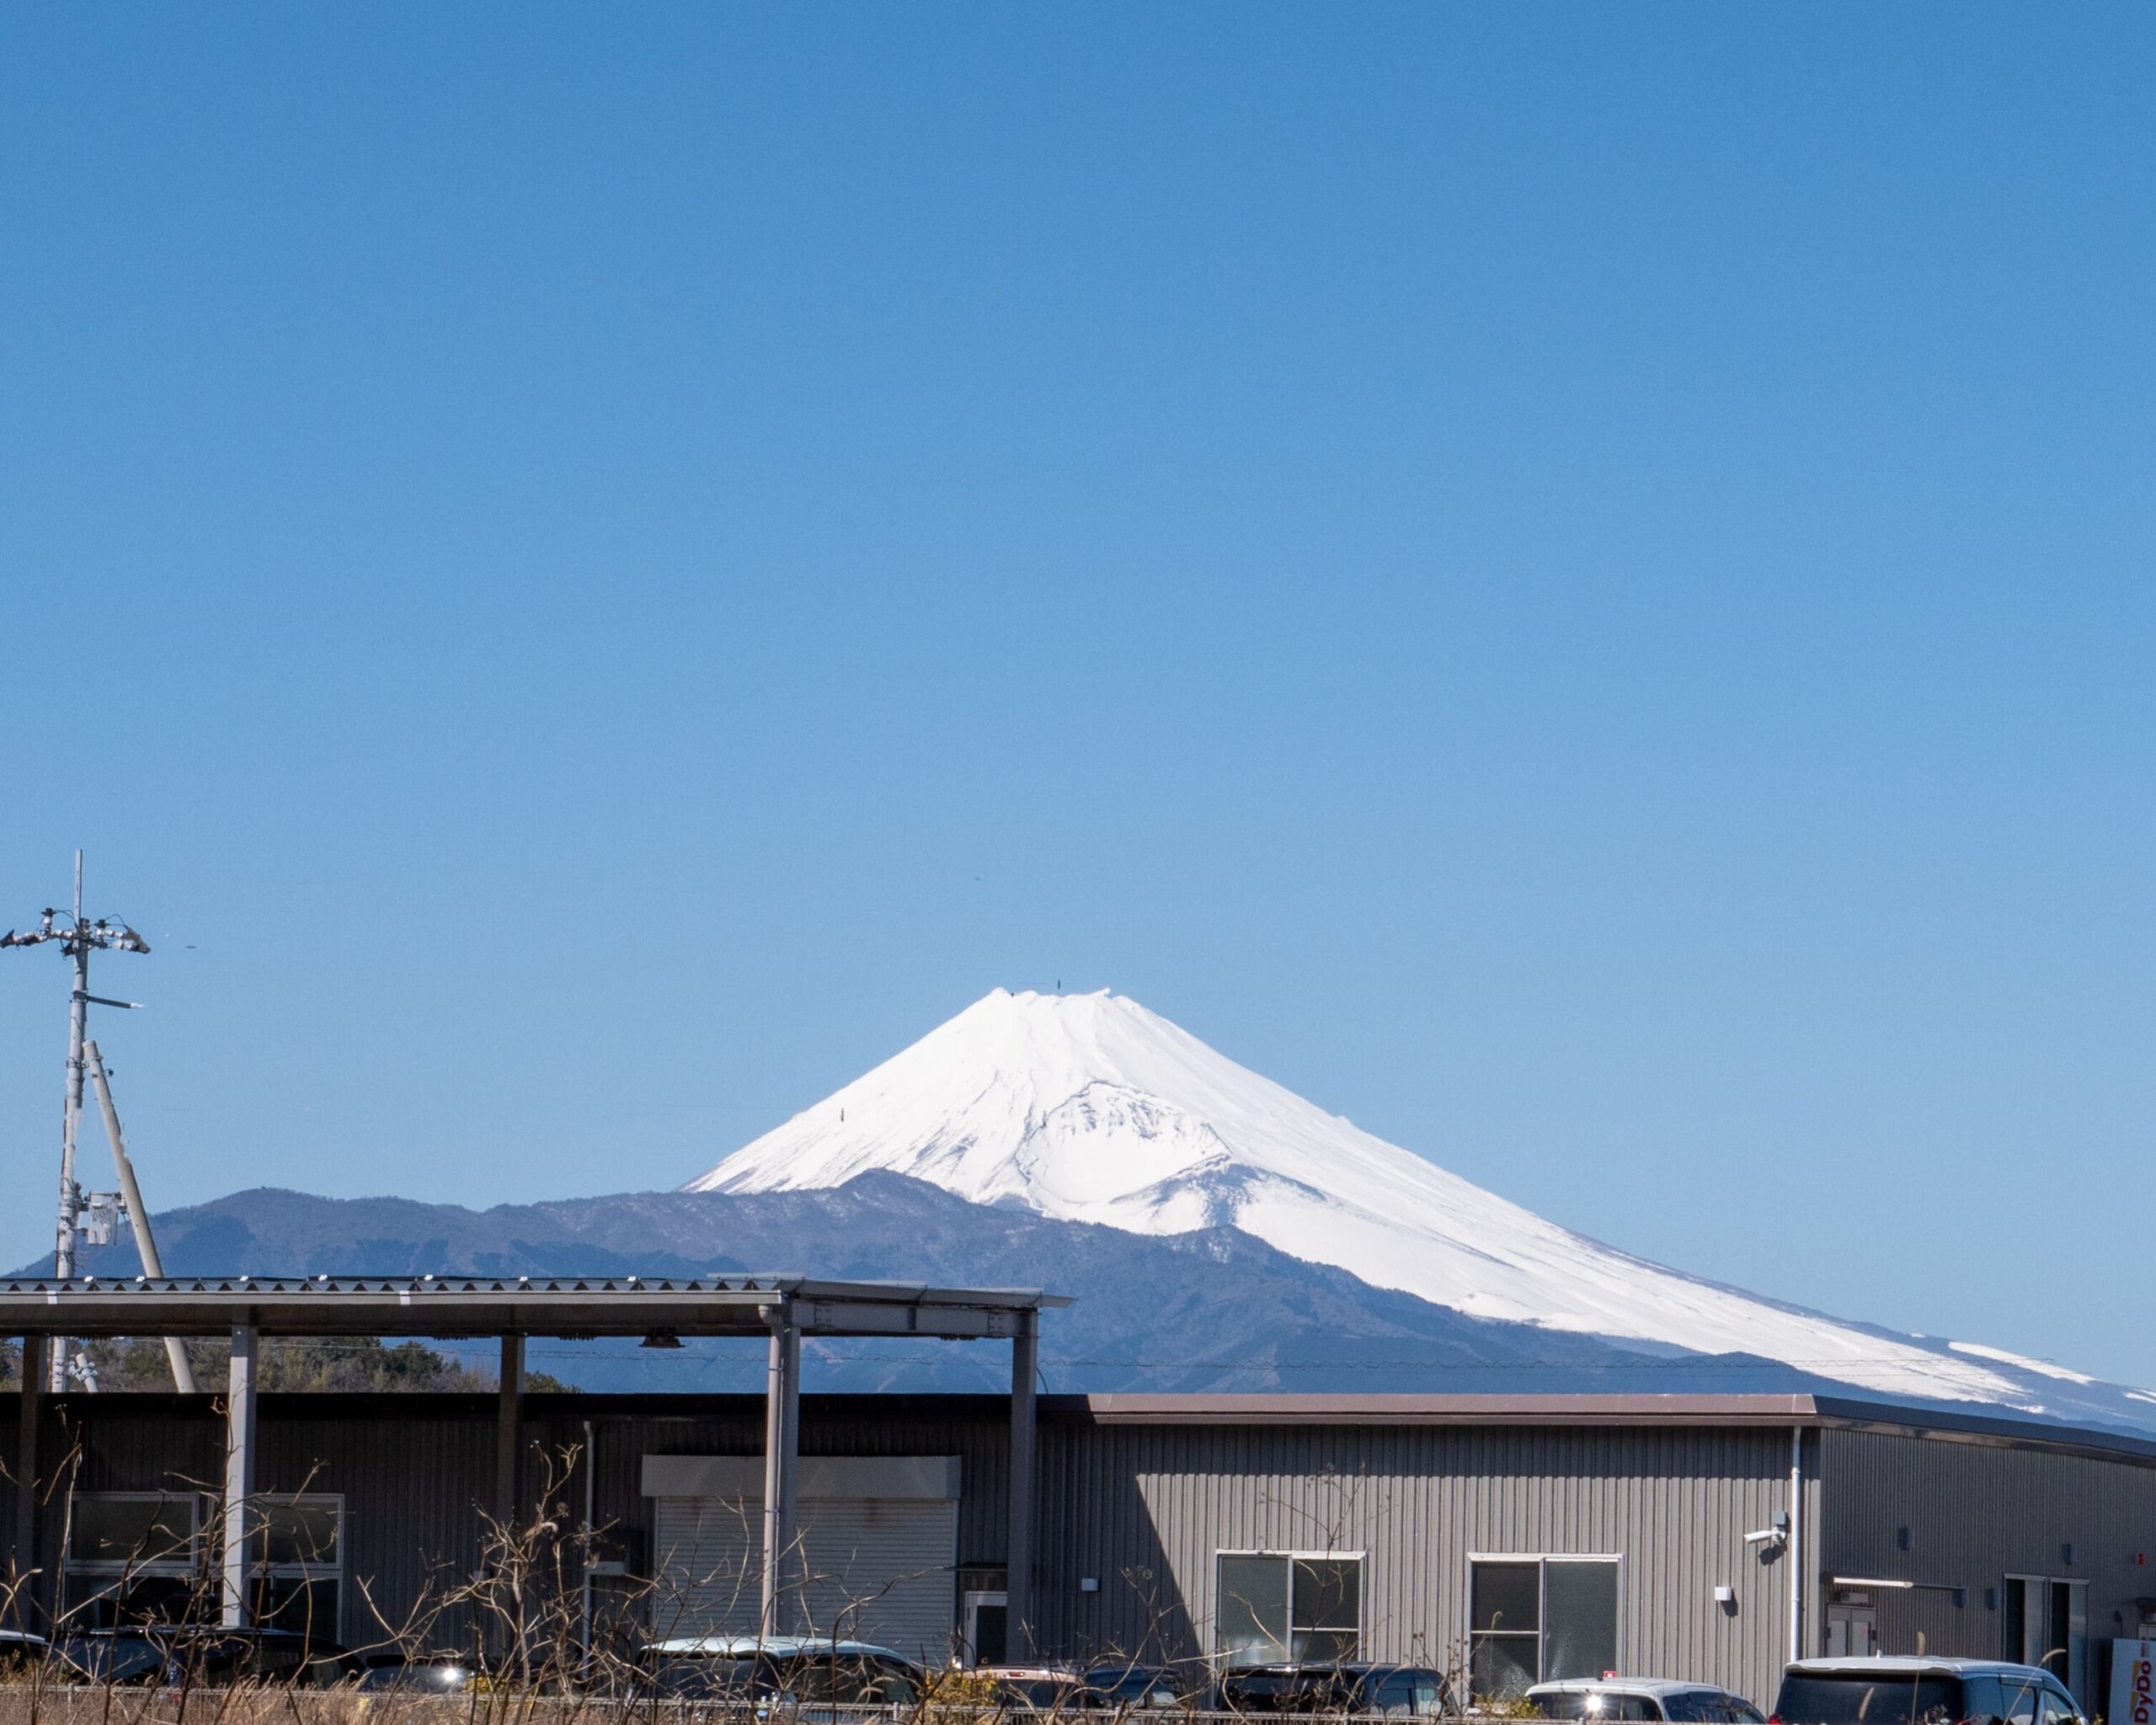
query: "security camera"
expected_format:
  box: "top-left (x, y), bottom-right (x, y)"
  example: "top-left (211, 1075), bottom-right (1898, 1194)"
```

top-left (1745, 1528), bottom-right (1787, 1547)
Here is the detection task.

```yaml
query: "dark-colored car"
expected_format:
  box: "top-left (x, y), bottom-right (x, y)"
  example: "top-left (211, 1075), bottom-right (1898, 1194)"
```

top-left (977, 1666), bottom-right (1094, 1711)
top-left (1771, 1659), bottom-right (2085, 1725)
top-left (1207, 1663), bottom-right (1453, 1717)
top-left (1083, 1664), bottom-right (1189, 1710)
top-left (352, 1657), bottom-right (480, 1694)
top-left (0, 1630), bottom-right (50, 1676)
top-left (634, 1637), bottom-right (925, 1708)
top-left (54, 1626), bottom-right (355, 1688)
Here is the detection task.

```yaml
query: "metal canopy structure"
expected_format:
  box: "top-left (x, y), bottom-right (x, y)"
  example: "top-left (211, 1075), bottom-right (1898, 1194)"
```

top-left (0, 1274), bottom-right (1063, 1339)
top-left (4, 1275), bottom-right (1065, 1649)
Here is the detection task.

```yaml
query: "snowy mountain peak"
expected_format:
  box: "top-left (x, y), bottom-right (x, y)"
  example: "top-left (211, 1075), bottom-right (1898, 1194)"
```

top-left (688, 989), bottom-right (2154, 1429)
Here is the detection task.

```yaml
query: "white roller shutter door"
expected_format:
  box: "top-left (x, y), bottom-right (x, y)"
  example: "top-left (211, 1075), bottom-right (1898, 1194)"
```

top-left (645, 1455), bottom-right (959, 1664)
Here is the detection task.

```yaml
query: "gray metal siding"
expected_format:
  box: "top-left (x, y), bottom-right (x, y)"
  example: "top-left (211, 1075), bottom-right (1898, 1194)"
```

top-left (19, 1390), bottom-right (2156, 1714)
top-left (1819, 1426), bottom-right (2156, 1675)
top-left (1034, 1421), bottom-right (1811, 1707)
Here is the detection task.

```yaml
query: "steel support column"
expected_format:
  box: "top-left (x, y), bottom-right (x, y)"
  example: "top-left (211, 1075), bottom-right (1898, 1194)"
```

top-left (221, 1325), bottom-right (258, 1627)
top-left (496, 1335), bottom-right (525, 1528)
top-left (1007, 1309), bottom-right (1038, 1653)
top-left (760, 1303), bottom-right (801, 1637)
top-left (13, 1335), bottom-right (45, 1631)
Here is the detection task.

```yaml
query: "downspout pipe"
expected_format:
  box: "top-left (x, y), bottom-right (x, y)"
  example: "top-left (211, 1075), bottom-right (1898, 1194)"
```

top-left (1789, 1426), bottom-right (1805, 1663)
top-left (581, 1418), bottom-right (596, 1671)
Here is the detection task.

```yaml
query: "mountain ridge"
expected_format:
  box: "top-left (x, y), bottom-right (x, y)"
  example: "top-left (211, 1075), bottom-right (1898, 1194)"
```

top-left (41, 1172), bottom-right (1834, 1397)
top-left (688, 988), bottom-right (2156, 1430)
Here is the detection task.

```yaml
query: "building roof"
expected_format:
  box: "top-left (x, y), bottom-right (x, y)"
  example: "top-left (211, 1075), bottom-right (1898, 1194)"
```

top-left (0, 1274), bottom-right (1065, 1341)
top-left (1066, 1390), bottom-right (2156, 1464)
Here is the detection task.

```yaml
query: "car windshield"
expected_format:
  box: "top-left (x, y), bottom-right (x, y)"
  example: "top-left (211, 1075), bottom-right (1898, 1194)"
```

top-left (1088, 1667), bottom-right (1182, 1707)
top-left (1219, 1671), bottom-right (1361, 1712)
top-left (998, 1677), bottom-right (1084, 1709)
top-left (173, 1636), bottom-right (318, 1683)
top-left (769, 1653), bottom-right (919, 1706)
top-left (1536, 1693), bottom-right (1662, 1721)
top-left (56, 1634), bottom-right (168, 1684)
top-left (640, 1654), bottom-right (776, 1701)
top-left (1775, 1676), bottom-right (1962, 1725)
top-left (355, 1661), bottom-right (473, 1693)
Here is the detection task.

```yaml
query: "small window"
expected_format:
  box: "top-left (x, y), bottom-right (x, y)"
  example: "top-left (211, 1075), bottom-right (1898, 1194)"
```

top-left (1471, 1563), bottom-right (1540, 1698)
top-left (1470, 1558), bottom-right (1620, 1699)
top-left (67, 1495), bottom-right (196, 1567)
top-left (259, 1498), bottom-right (341, 1567)
top-left (1214, 1552), bottom-right (1363, 1666)
top-left (248, 1494), bottom-right (344, 1642)
top-left (61, 1493), bottom-right (202, 1628)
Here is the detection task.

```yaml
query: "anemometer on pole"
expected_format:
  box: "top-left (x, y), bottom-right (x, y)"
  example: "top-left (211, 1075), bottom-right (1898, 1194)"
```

top-left (3, 851), bottom-right (192, 1392)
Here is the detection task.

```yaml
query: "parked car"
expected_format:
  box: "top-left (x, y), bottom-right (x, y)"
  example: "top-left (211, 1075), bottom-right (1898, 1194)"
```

top-left (351, 1655), bottom-right (481, 1694)
top-left (976, 1665), bottom-right (1094, 1711)
top-left (1081, 1663), bottom-right (1189, 1710)
top-left (0, 1629), bottom-right (50, 1675)
top-left (1771, 1659), bottom-right (2084, 1725)
top-left (52, 1626), bottom-right (355, 1688)
top-left (1529, 1680), bottom-right (1766, 1722)
top-left (635, 1637), bottom-right (926, 1708)
top-left (1206, 1663), bottom-right (1454, 1717)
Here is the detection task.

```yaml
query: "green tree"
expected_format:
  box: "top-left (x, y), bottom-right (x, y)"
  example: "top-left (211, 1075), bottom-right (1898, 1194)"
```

top-left (3, 1335), bottom-right (566, 1391)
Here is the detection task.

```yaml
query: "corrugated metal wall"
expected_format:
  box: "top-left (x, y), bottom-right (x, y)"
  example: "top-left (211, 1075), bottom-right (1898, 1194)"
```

top-left (2, 1394), bottom-right (1014, 1653)
top-left (1819, 1426), bottom-right (2156, 1674)
top-left (1034, 1420), bottom-right (1811, 1706)
top-left (24, 1391), bottom-right (2156, 1712)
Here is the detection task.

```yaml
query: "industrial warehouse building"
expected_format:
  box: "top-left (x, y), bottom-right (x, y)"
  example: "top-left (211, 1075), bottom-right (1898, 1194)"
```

top-left (6, 1279), bottom-right (2156, 1711)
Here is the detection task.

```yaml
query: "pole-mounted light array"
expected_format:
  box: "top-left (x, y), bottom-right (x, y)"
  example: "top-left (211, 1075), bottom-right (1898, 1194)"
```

top-left (3, 851), bottom-right (151, 1391)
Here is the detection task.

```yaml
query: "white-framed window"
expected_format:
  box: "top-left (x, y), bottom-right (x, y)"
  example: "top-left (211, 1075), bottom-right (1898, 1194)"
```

top-left (61, 1492), bottom-right (203, 1626)
top-left (248, 1495), bottom-right (345, 1641)
top-left (1468, 1556), bottom-right (1620, 1699)
top-left (1214, 1551), bottom-right (1362, 1665)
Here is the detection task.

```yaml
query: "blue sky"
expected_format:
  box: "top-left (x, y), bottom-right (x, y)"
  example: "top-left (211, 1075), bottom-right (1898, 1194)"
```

top-left (2, 7), bottom-right (2151, 1386)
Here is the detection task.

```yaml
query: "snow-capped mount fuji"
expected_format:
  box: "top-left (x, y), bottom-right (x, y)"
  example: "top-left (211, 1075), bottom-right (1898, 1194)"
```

top-left (690, 989), bottom-right (2154, 1430)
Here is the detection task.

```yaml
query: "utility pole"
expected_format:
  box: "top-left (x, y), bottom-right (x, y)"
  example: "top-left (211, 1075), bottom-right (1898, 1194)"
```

top-left (3, 851), bottom-right (151, 1391)
top-left (85, 1041), bottom-right (195, 1392)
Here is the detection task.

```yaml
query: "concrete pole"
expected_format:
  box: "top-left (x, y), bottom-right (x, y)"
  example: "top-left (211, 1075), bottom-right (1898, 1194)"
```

top-left (496, 1335), bottom-right (525, 1527)
top-left (760, 1304), bottom-right (800, 1637)
top-left (14, 1335), bottom-right (45, 1629)
top-left (51, 855), bottom-right (88, 1392)
top-left (221, 1326), bottom-right (259, 1627)
top-left (83, 1041), bottom-right (195, 1392)
top-left (1007, 1310), bottom-right (1038, 1654)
